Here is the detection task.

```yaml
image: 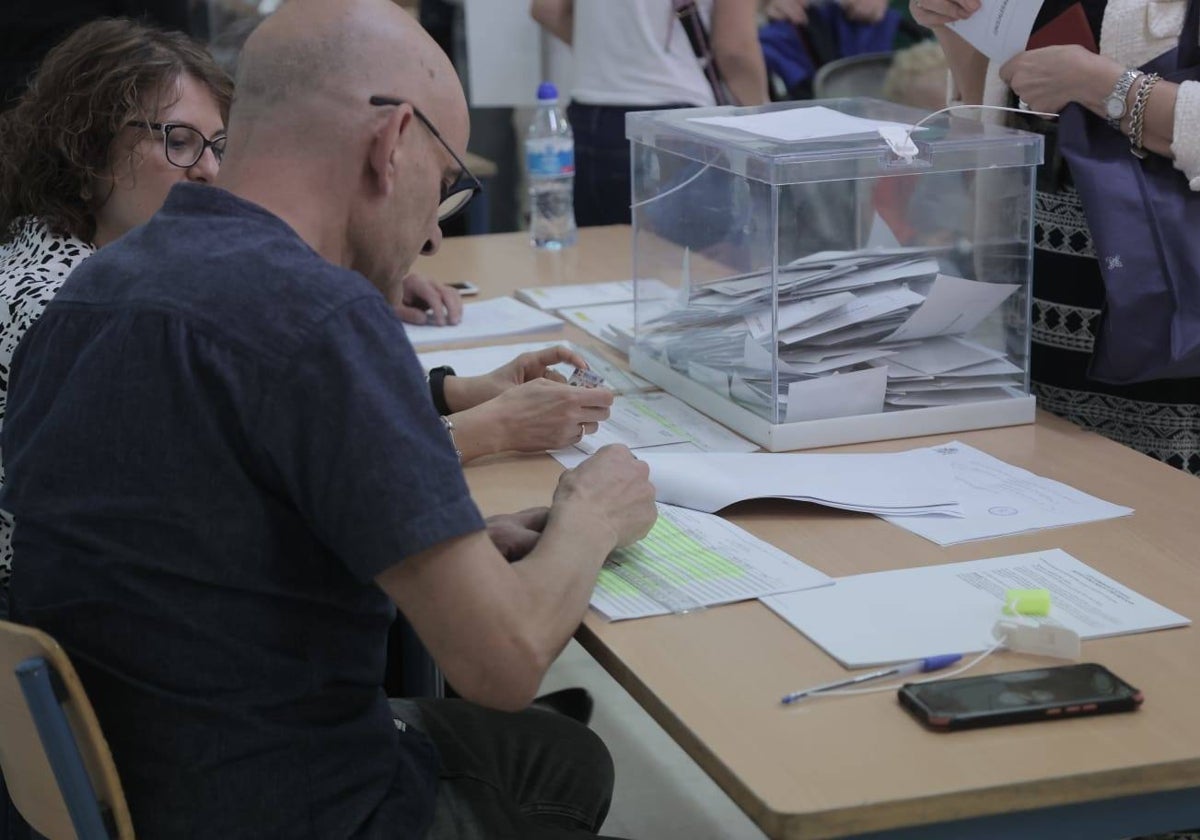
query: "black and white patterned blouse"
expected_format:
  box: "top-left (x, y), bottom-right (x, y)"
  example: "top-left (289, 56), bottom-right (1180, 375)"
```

top-left (0, 218), bottom-right (94, 589)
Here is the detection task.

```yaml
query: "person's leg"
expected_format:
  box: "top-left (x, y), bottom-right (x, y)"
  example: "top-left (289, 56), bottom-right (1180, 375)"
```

top-left (391, 698), bottom-right (619, 840)
top-left (569, 103), bottom-right (634, 228)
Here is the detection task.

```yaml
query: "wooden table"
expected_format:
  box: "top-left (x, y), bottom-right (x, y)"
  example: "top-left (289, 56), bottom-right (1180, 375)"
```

top-left (421, 227), bottom-right (1200, 840)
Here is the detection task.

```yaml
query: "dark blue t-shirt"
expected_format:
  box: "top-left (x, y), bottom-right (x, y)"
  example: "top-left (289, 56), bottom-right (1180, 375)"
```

top-left (3, 183), bottom-right (486, 838)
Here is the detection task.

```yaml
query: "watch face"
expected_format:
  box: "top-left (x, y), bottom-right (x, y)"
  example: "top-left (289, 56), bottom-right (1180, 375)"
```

top-left (1106, 96), bottom-right (1125, 119)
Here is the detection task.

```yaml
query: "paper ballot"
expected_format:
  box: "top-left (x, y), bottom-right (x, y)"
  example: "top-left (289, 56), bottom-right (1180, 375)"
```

top-left (947, 0), bottom-right (1043, 64)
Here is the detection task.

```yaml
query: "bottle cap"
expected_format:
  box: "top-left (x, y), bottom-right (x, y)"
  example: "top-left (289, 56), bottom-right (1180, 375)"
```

top-left (536, 81), bottom-right (558, 102)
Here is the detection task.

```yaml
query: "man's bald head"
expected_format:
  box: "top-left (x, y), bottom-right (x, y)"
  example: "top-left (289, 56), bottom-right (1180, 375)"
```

top-left (231, 0), bottom-right (465, 143)
top-left (216, 0), bottom-right (471, 285)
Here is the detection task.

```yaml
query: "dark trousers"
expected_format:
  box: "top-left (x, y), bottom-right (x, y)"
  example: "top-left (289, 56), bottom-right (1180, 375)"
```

top-left (569, 102), bottom-right (688, 228)
top-left (390, 699), bottom-right (622, 840)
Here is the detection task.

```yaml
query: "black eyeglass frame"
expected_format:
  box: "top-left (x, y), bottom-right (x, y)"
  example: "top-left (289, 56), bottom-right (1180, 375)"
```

top-left (125, 121), bottom-right (227, 169)
top-left (368, 95), bottom-right (482, 223)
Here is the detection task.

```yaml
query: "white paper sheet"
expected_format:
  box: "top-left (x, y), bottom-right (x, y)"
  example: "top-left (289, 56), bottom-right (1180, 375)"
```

top-left (689, 106), bottom-right (918, 143)
top-left (785, 366), bottom-right (888, 422)
top-left (887, 274), bottom-right (1019, 341)
top-left (515, 279), bottom-right (675, 310)
top-left (882, 441), bottom-right (1133, 545)
top-left (745, 292), bottom-right (857, 340)
top-left (779, 287), bottom-right (925, 345)
top-left (947, 0), bottom-right (1044, 64)
top-left (591, 503), bottom-right (833, 621)
top-left (761, 549), bottom-right (1188, 667)
top-left (404, 297), bottom-right (562, 349)
top-left (636, 448), bottom-right (960, 514)
top-left (879, 336), bottom-right (1009, 376)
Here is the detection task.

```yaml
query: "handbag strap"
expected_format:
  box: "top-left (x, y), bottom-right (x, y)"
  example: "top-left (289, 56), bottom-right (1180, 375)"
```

top-left (1180, 0), bottom-right (1200, 68)
top-left (672, 0), bottom-right (732, 105)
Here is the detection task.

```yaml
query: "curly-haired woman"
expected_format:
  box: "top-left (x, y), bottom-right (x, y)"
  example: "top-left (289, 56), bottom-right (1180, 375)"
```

top-left (0, 17), bottom-right (232, 590)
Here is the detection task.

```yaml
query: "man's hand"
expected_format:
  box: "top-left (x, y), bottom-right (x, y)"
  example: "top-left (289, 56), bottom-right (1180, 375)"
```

top-left (443, 345), bottom-right (590, 412)
top-left (388, 272), bottom-right (464, 326)
top-left (841, 0), bottom-right (889, 25)
top-left (999, 46), bottom-right (1121, 116)
top-left (765, 0), bottom-right (808, 25)
top-left (909, 0), bottom-right (980, 28)
top-left (486, 507), bottom-right (549, 561)
top-left (551, 445), bottom-right (657, 550)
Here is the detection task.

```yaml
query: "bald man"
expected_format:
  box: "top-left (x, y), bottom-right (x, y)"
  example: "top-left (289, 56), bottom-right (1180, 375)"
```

top-left (2, 1), bottom-right (655, 837)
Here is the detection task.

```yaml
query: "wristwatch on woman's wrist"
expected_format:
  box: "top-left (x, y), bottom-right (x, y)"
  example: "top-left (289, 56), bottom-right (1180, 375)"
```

top-left (428, 365), bottom-right (456, 415)
top-left (1105, 68), bottom-right (1141, 129)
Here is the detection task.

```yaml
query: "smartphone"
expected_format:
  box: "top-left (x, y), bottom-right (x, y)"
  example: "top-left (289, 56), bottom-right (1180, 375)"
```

top-left (898, 663), bottom-right (1143, 732)
top-left (447, 281), bottom-right (479, 296)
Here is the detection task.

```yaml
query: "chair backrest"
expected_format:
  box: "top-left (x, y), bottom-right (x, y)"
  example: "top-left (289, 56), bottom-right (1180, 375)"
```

top-left (813, 52), bottom-right (895, 100)
top-left (0, 620), bottom-right (133, 840)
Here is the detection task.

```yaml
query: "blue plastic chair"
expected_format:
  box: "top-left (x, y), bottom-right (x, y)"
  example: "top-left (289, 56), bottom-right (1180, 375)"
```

top-left (0, 621), bottom-right (133, 840)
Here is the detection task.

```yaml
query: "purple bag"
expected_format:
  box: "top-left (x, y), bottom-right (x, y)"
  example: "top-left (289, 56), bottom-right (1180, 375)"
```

top-left (1057, 0), bottom-right (1200, 384)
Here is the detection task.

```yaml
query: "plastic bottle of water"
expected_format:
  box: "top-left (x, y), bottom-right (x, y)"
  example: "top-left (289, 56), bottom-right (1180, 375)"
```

top-left (526, 81), bottom-right (577, 250)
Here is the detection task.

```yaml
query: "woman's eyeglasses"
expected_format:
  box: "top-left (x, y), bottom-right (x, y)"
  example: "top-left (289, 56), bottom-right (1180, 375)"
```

top-left (126, 121), bottom-right (227, 169)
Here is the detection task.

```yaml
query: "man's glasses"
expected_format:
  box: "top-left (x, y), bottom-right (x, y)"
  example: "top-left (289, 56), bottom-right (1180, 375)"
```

top-left (369, 95), bottom-right (482, 223)
top-left (126, 121), bottom-right (227, 169)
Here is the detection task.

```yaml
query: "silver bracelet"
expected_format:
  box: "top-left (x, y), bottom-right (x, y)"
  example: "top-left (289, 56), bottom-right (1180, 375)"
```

top-left (1128, 72), bottom-right (1161, 160)
top-left (439, 415), bottom-right (463, 462)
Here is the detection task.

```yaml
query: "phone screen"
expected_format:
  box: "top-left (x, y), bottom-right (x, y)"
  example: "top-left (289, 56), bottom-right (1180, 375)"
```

top-left (899, 663), bottom-right (1142, 731)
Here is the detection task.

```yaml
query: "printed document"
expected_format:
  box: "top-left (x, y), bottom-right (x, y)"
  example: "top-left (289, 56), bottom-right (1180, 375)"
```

top-left (882, 441), bottom-right (1133, 544)
top-left (762, 549), bottom-right (1189, 667)
top-left (591, 503), bottom-right (832, 621)
top-left (404, 297), bottom-right (562, 349)
top-left (948, 0), bottom-right (1044, 64)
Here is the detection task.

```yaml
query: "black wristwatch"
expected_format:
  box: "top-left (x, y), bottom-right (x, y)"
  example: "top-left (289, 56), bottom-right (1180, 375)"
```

top-left (428, 365), bottom-right (455, 415)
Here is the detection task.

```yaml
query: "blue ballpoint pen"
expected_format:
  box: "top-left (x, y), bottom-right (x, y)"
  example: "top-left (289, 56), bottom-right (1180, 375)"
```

top-left (780, 654), bottom-right (963, 705)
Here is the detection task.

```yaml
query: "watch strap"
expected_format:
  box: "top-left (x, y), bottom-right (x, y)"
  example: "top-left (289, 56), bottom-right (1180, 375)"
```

top-left (428, 365), bottom-right (455, 415)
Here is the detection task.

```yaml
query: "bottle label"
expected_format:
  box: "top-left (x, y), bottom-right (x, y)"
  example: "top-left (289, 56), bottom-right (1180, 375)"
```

top-left (526, 138), bottom-right (574, 178)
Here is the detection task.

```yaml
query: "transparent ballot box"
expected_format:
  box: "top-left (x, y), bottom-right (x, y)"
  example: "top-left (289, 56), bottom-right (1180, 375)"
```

top-left (626, 99), bottom-right (1043, 451)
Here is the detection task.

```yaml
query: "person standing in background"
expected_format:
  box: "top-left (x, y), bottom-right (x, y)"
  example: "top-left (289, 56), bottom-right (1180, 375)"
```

top-left (916, 0), bottom-right (1200, 476)
top-left (531, 0), bottom-right (767, 226)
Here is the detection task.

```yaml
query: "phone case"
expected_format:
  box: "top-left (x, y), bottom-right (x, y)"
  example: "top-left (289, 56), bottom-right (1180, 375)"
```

top-left (898, 663), bottom-right (1143, 732)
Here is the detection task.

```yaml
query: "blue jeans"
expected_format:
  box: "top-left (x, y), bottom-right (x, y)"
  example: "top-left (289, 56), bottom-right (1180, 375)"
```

top-left (390, 699), bottom-right (622, 839)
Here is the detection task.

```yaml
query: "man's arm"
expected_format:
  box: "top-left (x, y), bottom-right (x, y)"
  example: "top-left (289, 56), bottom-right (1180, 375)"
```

top-left (530, 0), bottom-right (573, 45)
top-left (377, 445), bottom-right (656, 711)
top-left (712, 0), bottom-right (768, 106)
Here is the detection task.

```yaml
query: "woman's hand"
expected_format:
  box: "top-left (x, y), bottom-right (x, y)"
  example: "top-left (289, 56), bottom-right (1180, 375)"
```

top-left (909, 0), bottom-right (980, 28)
top-left (443, 345), bottom-right (589, 411)
top-left (451, 379), bottom-right (614, 459)
top-left (999, 46), bottom-right (1123, 116)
